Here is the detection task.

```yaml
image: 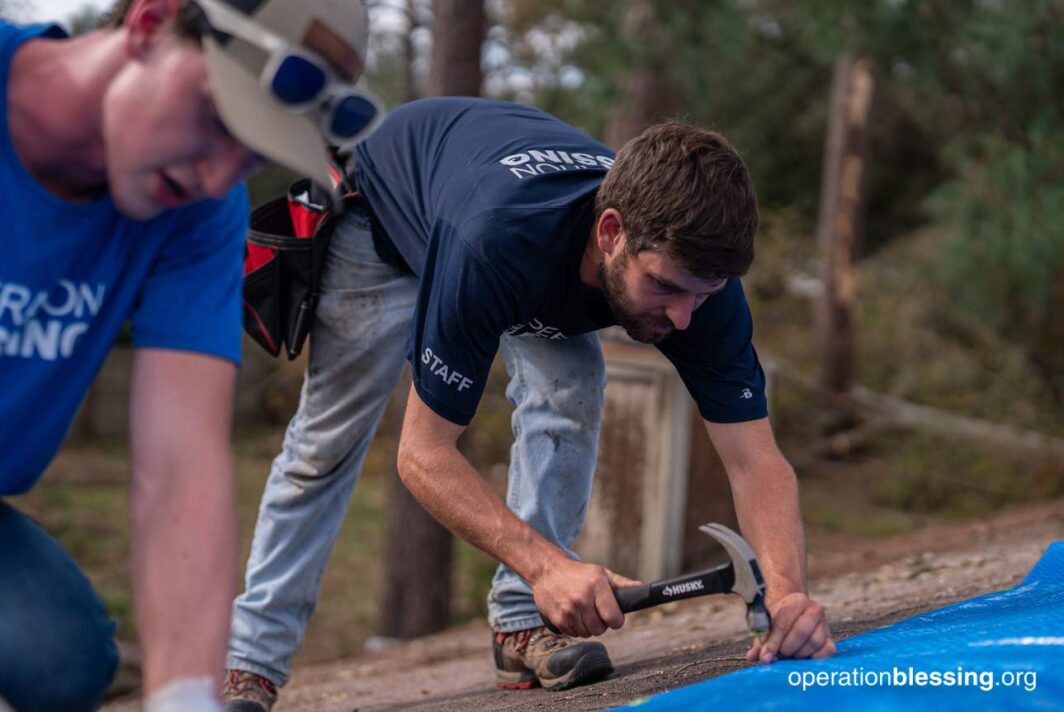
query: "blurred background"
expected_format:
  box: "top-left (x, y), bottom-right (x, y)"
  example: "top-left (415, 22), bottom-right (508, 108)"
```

top-left (4, 0), bottom-right (1062, 696)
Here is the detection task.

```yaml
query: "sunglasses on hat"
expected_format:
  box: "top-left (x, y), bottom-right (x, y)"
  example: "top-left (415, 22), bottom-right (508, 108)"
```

top-left (193, 0), bottom-right (381, 146)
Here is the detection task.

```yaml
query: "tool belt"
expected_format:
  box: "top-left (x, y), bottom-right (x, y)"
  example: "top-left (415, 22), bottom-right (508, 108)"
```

top-left (241, 157), bottom-right (356, 360)
top-left (242, 152), bottom-right (411, 359)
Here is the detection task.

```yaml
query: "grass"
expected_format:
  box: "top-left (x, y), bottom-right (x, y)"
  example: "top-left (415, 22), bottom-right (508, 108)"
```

top-left (803, 498), bottom-right (920, 539)
top-left (12, 446), bottom-right (136, 639)
top-left (869, 432), bottom-right (1064, 517)
top-left (12, 426), bottom-right (500, 666)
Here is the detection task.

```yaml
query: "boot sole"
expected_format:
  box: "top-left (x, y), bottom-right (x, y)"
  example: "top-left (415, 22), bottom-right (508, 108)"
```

top-left (540, 647), bottom-right (614, 691)
top-left (496, 679), bottom-right (538, 690)
top-left (496, 669), bottom-right (538, 690)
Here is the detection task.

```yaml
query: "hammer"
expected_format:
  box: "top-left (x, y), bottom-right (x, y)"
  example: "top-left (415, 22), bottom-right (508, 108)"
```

top-left (540, 523), bottom-right (771, 636)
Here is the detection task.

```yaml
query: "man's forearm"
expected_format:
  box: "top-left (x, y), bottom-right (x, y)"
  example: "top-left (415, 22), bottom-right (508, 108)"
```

top-left (130, 457), bottom-right (237, 693)
top-left (128, 350), bottom-right (239, 696)
top-left (708, 419), bottom-right (833, 661)
top-left (396, 438), bottom-right (563, 585)
top-left (728, 456), bottom-right (807, 603)
top-left (398, 389), bottom-right (638, 638)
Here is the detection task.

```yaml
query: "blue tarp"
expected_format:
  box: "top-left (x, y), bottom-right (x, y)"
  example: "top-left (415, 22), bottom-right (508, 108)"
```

top-left (625, 541), bottom-right (1064, 711)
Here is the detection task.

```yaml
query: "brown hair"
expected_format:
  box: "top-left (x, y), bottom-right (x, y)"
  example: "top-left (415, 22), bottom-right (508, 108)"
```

top-left (596, 123), bottom-right (758, 279)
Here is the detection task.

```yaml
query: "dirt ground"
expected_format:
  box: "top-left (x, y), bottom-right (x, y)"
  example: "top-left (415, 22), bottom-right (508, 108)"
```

top-left (103, 498), bottom-right (1064, 711)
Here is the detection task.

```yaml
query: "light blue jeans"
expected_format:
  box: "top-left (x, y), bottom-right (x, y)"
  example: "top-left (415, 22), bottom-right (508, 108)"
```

top-left (228, 207), bottom-right (606, 685)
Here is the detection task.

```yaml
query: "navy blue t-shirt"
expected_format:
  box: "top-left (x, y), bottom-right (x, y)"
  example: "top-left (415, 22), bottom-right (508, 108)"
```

top-left (355, 97), bottom-right (766, 426)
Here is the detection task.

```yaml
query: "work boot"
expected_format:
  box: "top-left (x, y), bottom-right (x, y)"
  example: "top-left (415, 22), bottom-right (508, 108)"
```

top-left (493, 626), bottom-right (613, 691)
top-left (223, 669), bottom-right (278, 712)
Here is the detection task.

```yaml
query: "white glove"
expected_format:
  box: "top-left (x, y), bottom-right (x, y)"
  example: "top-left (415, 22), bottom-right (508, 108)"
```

top-left (144, 677), bottom-right (223, 712)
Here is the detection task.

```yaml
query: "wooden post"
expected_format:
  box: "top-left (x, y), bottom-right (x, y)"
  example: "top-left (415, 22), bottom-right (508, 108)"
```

top-left (573, 332), bottom-right (692, 581)
top-left (815, 55), bottom-right (874, 397)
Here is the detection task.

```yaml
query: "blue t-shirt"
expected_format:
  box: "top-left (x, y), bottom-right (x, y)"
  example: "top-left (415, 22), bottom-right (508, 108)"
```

top-left (0, 22), bottom-right (249, 495)
top-left (355, 97), bottom-right (766, 427)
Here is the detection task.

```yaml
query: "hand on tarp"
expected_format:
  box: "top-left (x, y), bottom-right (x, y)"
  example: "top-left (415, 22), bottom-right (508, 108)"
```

top-left (746, 592), bottom-right (836, 664)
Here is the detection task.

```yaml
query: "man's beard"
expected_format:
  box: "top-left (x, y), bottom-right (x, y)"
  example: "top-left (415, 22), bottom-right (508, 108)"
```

top-left (599, 252), bottom-right (674, 344)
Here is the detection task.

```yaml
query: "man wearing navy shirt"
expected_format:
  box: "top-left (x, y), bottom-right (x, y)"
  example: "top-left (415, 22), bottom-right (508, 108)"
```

top-left (0, 0), bottom-right (372, 709)
top-left (226, 98), bottom-right (834, 710)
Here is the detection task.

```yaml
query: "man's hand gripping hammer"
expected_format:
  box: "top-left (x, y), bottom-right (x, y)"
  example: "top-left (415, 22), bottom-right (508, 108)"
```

top-left (540, 523), bottom-right (771, 636)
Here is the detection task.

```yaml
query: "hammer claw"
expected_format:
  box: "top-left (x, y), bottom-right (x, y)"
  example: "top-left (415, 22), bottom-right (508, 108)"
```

top-left (697, 523), bottom-right (771, 636)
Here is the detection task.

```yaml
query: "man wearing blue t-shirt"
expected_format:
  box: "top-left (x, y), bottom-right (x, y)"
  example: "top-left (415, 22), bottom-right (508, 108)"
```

top-left (226, 98), bottom-right (835, 710)
top-left (0, 0), bottom-right (375, 708)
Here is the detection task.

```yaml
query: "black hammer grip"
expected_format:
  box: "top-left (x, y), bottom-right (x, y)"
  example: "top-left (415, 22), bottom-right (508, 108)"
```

top-left (613, 583), bottom-right (654, 612)
top-left (616, 563), bottom-right (735, 612)
top-left (539, 562), bottom-right (735, 634)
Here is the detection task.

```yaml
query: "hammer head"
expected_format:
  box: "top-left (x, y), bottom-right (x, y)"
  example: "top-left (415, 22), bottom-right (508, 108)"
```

top-left (698, 523), bottom-right (771, 635)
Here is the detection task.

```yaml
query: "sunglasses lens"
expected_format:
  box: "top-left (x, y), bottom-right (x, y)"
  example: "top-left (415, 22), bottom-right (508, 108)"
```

top-left (270, 54), bottom-right (327, 105)
top-left (329, 95), bottom-right (378, 138)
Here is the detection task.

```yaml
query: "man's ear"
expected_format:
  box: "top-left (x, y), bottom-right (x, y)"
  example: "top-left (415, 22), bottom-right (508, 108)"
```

top-left (596, 207), bottom-right (627, 257)
top-left (124, 0), bottom-right (178, 58)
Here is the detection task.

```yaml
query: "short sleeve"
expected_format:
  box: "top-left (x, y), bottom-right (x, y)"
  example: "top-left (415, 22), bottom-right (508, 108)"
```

top-left (408, 236), bottom-right (519, 426)
top-left (655, 279), bottom-right (768, 423)
top-left (130, 186), bottom-right (249, 364)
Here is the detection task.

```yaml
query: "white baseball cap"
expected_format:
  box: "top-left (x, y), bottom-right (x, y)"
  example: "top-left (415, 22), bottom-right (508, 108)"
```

top-left (195, 0), bottom-right (373, 187)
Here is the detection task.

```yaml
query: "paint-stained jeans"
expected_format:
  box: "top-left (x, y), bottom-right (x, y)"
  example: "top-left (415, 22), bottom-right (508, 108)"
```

top-left (227, 207), bottom-right (606, 685)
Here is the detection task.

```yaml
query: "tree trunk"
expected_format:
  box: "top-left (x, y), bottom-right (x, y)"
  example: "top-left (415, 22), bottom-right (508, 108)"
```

top-left (602, 0), bottom-right (680, 149)
top-left (1033, 256), bottom-right (1064, 403)
top-left (815, 55), bottom-right (874, 397)
top-left (378, 369), bottom-right (455, 639)
top-left (378, 0), bottom-right (485, 641)
top-left (401, 0), bottom-right (421, 102)
top-left (427, 0), bottom-right (485, 96)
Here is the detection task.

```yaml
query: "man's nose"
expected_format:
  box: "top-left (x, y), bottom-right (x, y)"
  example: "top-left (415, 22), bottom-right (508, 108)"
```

top-left (664, 296), bottom-right (696, 331)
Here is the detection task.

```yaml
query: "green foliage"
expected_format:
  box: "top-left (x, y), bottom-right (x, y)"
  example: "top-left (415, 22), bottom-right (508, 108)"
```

top-left (487, 0), bottom-right (953, 237)
top-left (915, 1), bottom-right (1063, 371)
top-left (484, 0), bottom-right (1063, 388)
top-left (932, 130), bottom-right (1064, 341)
top-left (65, 3), bottom-right (105, 34)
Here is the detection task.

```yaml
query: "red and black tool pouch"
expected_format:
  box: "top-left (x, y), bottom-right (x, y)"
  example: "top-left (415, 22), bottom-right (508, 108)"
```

top-left (242, 162), bottom-right (356, 359)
